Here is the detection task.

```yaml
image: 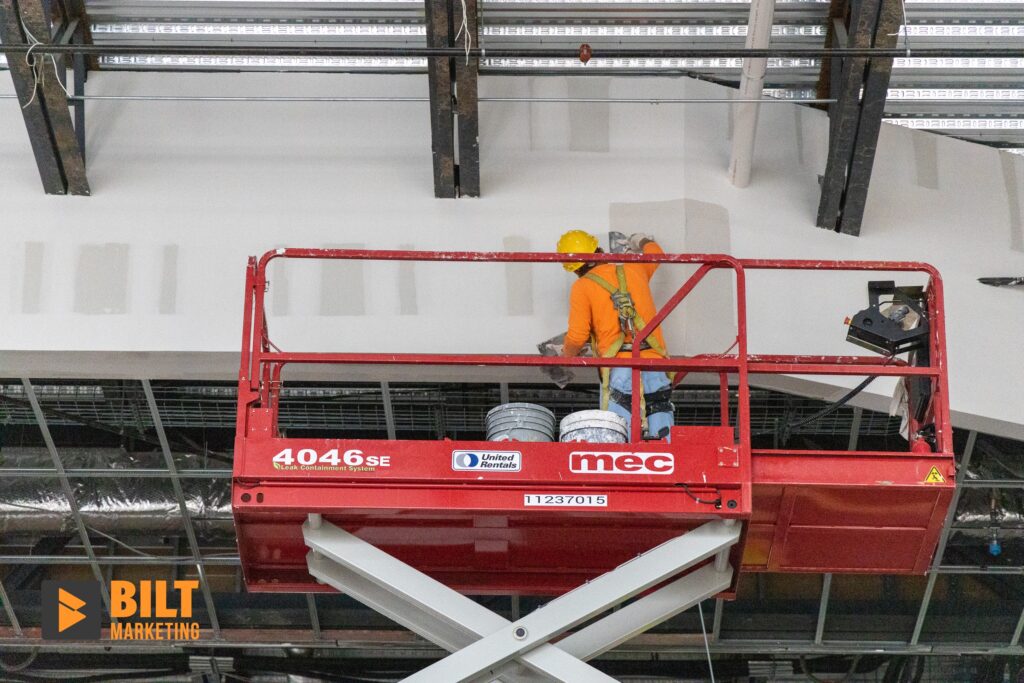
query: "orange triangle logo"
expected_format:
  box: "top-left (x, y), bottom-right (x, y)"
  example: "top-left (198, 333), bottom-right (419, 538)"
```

top-left (58, 588), bottom-right (87, 632)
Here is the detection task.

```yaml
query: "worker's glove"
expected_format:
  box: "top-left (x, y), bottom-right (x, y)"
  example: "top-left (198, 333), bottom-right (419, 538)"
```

top-left (628, 233), bottom-right (655, 252)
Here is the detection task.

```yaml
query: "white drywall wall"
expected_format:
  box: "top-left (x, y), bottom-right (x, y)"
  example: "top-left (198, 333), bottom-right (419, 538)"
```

top-left (2, 72), bottom-right (1022, 438)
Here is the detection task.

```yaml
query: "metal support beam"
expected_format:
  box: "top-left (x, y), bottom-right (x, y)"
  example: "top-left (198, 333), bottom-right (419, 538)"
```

top-left (306, 519), bottom-right (738, 683)
top-left (424, 0), bottom-right (456, 198)
top-left (816, 0), bottom-right (901, 235)
top-left (931, 430), bottom-right (977, 570)
top-left (835, 0), bottom-right (901, 234)
top-left (453, 0), bottom-right (480, 197)
top-left (306, 594), bottom-right (322, 640)
top-left (1011, 606), bottom-right (1024, 648)
top-left (908, 431), bottom-right (978, 646)
top-left (21, 378), bottom-right (110, 612)
top-left (424, 0), bottom-right (480, 198)
top-left (0, 0), bottom-right (89, 194)
top-left (141, 379), bottom-right (221, 637)
top-left (381, 381), bottom-right (397, 440)
top-left (71, 18), bottom-right (86, 161)
top-left (847, 407), bottom-right (863, 451)
top-left (727, 0), bottom-right (776, 187)
top-left (712, 598), bottom-right (724, 641)
top-left (909, 572), bottom-right (936, 645)
top-left (815, 573), bottom-right (832, 645)
top-left (0, 578), bottom-right (22, 637)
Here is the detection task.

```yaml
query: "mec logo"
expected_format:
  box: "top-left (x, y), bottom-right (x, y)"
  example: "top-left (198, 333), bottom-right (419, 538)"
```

top-left (569, 451), bottom-right (674, 475)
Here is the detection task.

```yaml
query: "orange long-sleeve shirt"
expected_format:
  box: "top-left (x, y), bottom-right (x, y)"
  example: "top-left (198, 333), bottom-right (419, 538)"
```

top-left (563, 241), bottom-right (668, 358)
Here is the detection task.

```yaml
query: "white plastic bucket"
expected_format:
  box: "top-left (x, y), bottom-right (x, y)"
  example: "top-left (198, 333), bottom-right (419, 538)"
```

top-left (559, 410), bottom-right (629, 443)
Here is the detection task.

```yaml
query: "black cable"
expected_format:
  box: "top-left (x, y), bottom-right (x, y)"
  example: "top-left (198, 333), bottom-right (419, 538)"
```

top-left (751, 355), bottom-right (895, 438)
top-left (678, 482), bottom-right (722, 507)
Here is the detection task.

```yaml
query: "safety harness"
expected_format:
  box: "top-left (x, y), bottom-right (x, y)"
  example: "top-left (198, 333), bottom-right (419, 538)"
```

top-left (582, 265), bottom-right (673, 432)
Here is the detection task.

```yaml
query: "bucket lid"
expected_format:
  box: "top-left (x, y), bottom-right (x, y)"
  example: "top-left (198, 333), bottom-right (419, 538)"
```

top-left (486, 403), bottom-right (556, 421)
top-left (559, 410), bottom-right (628, 434)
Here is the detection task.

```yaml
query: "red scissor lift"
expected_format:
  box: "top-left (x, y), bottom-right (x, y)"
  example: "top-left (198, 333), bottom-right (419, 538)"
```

top-left (233, 249), bottom-right (955, 681)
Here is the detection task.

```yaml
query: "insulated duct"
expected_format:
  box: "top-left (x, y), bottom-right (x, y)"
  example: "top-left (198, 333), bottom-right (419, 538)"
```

top-left (0, 445), bottom-right (1020, 540)
top-left (0, 448), bottom-right (232, 537)
top-left (956, 437), bottom-right (1024, 538)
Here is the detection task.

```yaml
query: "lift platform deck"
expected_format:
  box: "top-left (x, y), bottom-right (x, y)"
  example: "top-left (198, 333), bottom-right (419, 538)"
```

top-left (233, 249), bottom-right (955, 596)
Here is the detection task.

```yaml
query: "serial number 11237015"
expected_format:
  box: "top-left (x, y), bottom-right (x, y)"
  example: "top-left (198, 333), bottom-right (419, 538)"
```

top-left (523, 494), bottom-right (608, 507)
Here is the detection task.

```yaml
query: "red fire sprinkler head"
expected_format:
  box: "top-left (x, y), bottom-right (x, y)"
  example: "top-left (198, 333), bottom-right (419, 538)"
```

top-left (579, 43), bottom-right (593, 64)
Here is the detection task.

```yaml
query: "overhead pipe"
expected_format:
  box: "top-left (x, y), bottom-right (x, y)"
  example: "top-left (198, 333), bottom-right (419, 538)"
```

top-left (0, 43), bottom-right (1022, 58)
top-left (728, 0), bottom-right (777, 187)
top-left (0, 95), bottom-right (837, 104)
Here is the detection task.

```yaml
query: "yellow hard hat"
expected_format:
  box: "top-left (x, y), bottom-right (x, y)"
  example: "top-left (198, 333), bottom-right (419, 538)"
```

top-left (556, 230), bottom-right (600, 272)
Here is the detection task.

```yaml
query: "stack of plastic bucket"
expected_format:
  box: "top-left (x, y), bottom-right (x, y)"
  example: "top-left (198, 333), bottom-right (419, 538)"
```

top-left (559, 410), bottom-right (629, 443)
top-left (485, 403), bottom-right (556, 442)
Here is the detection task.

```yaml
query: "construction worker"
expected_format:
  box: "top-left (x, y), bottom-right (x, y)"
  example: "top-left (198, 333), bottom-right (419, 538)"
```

top-left (557, 229), bottom-right (674, 439)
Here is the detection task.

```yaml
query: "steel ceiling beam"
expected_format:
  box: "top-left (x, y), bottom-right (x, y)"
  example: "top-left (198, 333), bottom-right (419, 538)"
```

top-left (1, 43), bottom-right (1021, 59)
top-left (0, 0), bottom-right (89, 195)
top-left (424, 0), bottom-right (456, 198)
top-left (424, 0), bottom-right (481, 198)
top-left (454, 0), bottom-right (481, 197)
top-left (815, 0), bottom-right (902, 235)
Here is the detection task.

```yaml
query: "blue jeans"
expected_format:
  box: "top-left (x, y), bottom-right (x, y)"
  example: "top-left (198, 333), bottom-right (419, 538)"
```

top-left (606, 368), bottom-right (674, 439)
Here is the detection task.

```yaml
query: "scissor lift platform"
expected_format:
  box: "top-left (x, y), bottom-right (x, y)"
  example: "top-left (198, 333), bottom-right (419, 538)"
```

top-left (232, 249), bottom-right (954, 679)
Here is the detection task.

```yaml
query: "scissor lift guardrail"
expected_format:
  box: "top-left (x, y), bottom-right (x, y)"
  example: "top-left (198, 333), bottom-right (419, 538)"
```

top-left (232, 251), bottom-right (954, 666)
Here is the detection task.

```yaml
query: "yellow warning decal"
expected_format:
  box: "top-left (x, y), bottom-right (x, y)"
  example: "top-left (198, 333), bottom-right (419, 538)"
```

top-left (924, 467), bottom-right (945, 484)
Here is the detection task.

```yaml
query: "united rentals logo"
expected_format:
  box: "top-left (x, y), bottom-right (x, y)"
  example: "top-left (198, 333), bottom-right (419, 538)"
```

top-left (452, 450), bottom-right (522, 471)
top-left (42, 581), bottom-right (101, 640)
top-left (569, 451), bottom-right (675, 475)
top-left (42, 580), bottom-right (201, 641)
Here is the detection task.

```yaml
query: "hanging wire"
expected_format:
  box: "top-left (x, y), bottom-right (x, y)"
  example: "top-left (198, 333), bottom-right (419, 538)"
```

top-left (19, 18), bottom-right (71, 109)
top-left (454, 0), bottom-right (472, 64)
top-left (697, 599), bottom-right (717, 683)
top-left (889, 0), bottom-right (914, 57)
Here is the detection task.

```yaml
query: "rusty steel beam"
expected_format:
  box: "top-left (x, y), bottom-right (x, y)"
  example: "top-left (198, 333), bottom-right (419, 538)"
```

top-left (453, 0), bottom-right (480, 197)
top-left (836, 0), bottom-right (901, 235)
top-left (0, 0), bottom-right (65, 194)
top-left (0, 0), bottom-right (89, 195)
top-left (816, 0), bottom-right (900, 235)
top-left (816, 0), bottom-right (880, 232)
top-left (424, 0), bottom-right (456, 198)
top-left (424, 0), bottom-right (480, 198)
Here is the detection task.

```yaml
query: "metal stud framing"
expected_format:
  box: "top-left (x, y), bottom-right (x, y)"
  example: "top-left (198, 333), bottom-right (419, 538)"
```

top-left (814, 573), bottom-right (832, 645)
top-left (0, 578), bottom-right (22, 637)
top-left (816, 0), bottom-right (902, 235)
top-left (0, 0), bottom-right (89, 195)
top-left (910, 430), bottom-right (976, 646)
top-left (21, 378), bottom-right (111, 612)
top-left (141, 379), bottom-right (221, 637)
